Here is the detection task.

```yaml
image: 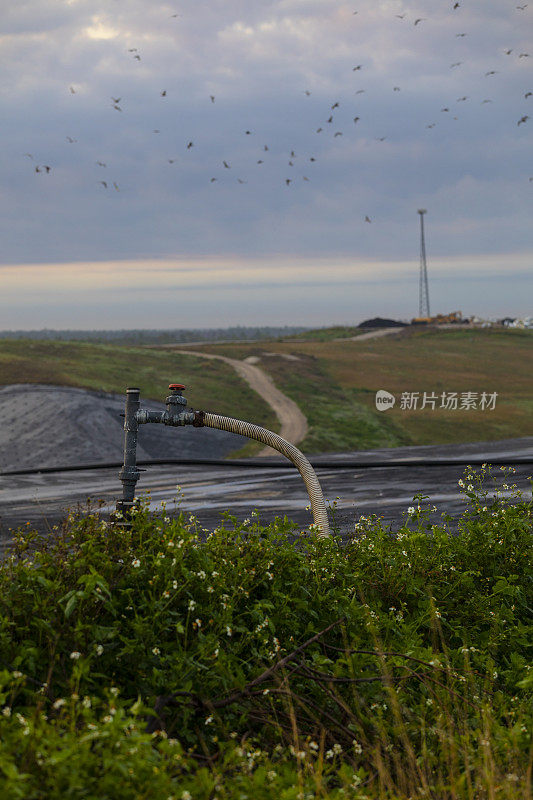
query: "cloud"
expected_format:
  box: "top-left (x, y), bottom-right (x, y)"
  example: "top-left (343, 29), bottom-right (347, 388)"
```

top-left (0, 0), bottom-right (531, 287)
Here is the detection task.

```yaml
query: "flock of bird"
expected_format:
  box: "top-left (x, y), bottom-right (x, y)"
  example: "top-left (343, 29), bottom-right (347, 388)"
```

top-left (25, 3), bottom-right (531, 223)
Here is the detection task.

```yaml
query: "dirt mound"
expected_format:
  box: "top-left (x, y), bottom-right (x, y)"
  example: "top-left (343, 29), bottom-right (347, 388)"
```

top-left (0, 385), bottom-right (244, 472)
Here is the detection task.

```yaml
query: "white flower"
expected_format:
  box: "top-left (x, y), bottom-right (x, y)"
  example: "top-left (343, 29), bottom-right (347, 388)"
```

top-left (152, 647), bottom-right (161, 655)
top-left (205, 715), bottom-right (213, 725)
top-left (95, 644), bottom-right (104, 656)
top-left (226, 626), bottom-right (232, 637)
top-left (407, 506), bottom-right (415, 515)
top-left (188, 600), bottom-right (196, 611)
top-left (82, 696), bottom-right (92, 708)
top-left (131, 559), bottom-right (140, 568)
top-left (352, 739), bottom-right (363, 754)
top-left (70, 651), bottom-right (81, 660)
top-left (181, 792), bottom-right (192, 800)
top-left (53, 698), bottom-right (66, 709)
top-left (197, 570), bottom-right (206, 580)
top-left (2, 707), bottom-right (11, 717)
top-left (172, 580), bottom-right (178, 589)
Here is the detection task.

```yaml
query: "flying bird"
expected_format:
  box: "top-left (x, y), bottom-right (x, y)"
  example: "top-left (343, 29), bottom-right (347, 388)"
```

top-left (457, 96), bottom-right (468, 101)
top-left (245, 130), bottom-right (252, 135)
top-left (153, 129), bottom-right (160, 134)
top-left (334, 131), bottom-right (343, 136)
top-left (111, 97), bottom-right (121, 104)
top-left (303, 176), bottom-right (309, 181)
top-left (285, 179), bottom-right (291, 185)
top-left (355, 89), bottom-right (365, 94)
top-left (113, 182), bottom-right (119, 191)
top-left (450, 62), bottom-right (462, 67)
top-left (456, 32), bottom-right (467, 37)
top-left (485, 70), bottom-right (497, 76)
top-left (316, 127), bottom-right (323, 132)
top-left (264, 145), bottom-right (269, 151)
top-left (517, 115), bottom-right (529, 125)
top-left (186, 141), bottom-right (193, 149)
top-left (99, 181), bottom-right (108, 188)
top-left (453, 2), bottom-right (460, 8)
top-left (309, 157), bottom-right (316, 162)
top-left (441, 107), bottom-right (449, 112)
top-left (168, 159), bottom-right (176, 164)
top-left (327, 115), bottom-right (333, 123)
top-left (516, 4), bottom-right (528, 9)
top-left (113, 104), bottom-right (122, 111)
top-left (24, 153), bottom-right (33, 159)
top-left (525, 91), bottom-right (532, 98)
top-left (133, 54), bottom-right (141, 60)
top-left (331, 101), bottom-right (339, 109)
top-left (161, 90), bottom-right (167, 97)
top-left (352, 65), bottom-right (362, 71)
top-left (393, 86), bottom-right (401, 91)
top-left (519, 53), bottom-right (530, 57)
top-left (210, 177), bottom-right (217, 182)
top-left (69, 86), bottom-right (76, 94)
top-left (257, 160), bottom-right (264, 164)
top-left (96, 161), bottom-right (106, 167)
top-left (481, 99), bottom-right (493, 103)
top-left (426, 123), bottom-right (436, 128)
top-left (414, 18), bottom-right (425, 25)
top-left (396, 14), bottom-right (406, 18)
top-left (237, 179), bottom-right (247, 184)
top-left (353, 116), bottom-right (360, 123)
top-left (304, 90), bottom-right (311, 96)
top-left (66, 136), bottom-right (77, 143)
top-left (210, 95), bottom-right (215, 103)
top-left (376, 136), bottom-right (386, 141)
top-left (505, 49), bottom-right (513, 54)
top-left (364, 216), bottom-right (371, 223)
top-left (223, 160), bottom-right (230, 168)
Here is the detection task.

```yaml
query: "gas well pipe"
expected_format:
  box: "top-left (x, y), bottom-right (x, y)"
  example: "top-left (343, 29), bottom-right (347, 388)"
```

top-left (116, 384), bottom-right (330, 537)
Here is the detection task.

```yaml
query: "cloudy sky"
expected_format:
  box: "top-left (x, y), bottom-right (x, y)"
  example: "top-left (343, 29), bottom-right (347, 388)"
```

top-left (1, 0), bottom-right (531, 328)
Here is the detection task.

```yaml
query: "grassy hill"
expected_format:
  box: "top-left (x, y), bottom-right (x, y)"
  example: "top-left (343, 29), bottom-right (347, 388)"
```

top-left (167, 327), bottom-right (533, 453)
top-left (0, 339), bottom-right (278, 436)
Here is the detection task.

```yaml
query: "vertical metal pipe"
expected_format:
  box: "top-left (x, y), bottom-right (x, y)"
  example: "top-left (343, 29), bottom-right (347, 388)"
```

top-left (116, 387), bottom-right (141, 517)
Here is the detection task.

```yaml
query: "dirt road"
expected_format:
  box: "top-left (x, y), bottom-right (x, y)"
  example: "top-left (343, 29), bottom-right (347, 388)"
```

top-left (173, 351), bottom-right (308, 455)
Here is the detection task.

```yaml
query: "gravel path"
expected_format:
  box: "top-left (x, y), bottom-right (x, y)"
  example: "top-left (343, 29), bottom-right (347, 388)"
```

top-left (173, 350), bottom-right (308, 455)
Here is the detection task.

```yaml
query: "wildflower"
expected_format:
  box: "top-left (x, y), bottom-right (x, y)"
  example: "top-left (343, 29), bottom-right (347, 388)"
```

top-left (103, 715), bottom-right (113, 724)
top-left (226, 626), bottom-right (232, 637)
top-left (207, 585), bottom-right (214, 593)
top-left (197, 570), bottom-right (206, 580)
top-left (82, 697), bottom-right (91, 708)
top-left (53, 698), bottom-right (66, 709)
top-left (407, 506), bottom-right (415, 514)
top-left (110, 687), bottom-right (119, 696)
top-left (70, 651), bottom-right (81, 660)
top-left (2, 707), bottom-right (11, 717)
top-left (267, 770), bottom-right (277, 780)
top-left (181, 792), bottom-right (192, 800)
top-left (188, 600), bottom-right (196, 611)
top-left (309, 741), bottom-right (319, 751)
top-left (152, 647), bottom-right (161, 656)
top-left (193, 618), bottom-right (202, 629)
top-left (325, 749), bottom-right (334, 759)
top-left (262, 688), bottom-right (270, 695)
top-left (132, 559), bottom-right (141, 568)
top-left (205, 715), bottom-right (213, 725)
top-left (352, 739), bottom-right (363, 754)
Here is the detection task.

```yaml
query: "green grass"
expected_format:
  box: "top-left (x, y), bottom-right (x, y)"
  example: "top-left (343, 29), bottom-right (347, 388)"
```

top-left (281, 326), bottom-right (367, 342)
top-left (191, 328), bottom-right (533, 453)
top-left (0, 339), bottom-right (278, 454)
top-left (0, 466), bottom-right (531, 798)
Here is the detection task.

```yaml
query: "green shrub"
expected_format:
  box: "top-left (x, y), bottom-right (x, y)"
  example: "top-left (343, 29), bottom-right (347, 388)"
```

top-left (0, 467), bottom-right (531, 798)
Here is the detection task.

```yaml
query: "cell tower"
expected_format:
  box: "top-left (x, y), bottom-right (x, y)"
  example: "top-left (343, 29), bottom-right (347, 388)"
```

top-left (418, 209), bottom-right (430, 318)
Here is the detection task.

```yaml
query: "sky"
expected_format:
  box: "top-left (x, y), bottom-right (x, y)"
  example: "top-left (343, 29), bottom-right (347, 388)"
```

top-left (1, 0), bottom-right (531, 328)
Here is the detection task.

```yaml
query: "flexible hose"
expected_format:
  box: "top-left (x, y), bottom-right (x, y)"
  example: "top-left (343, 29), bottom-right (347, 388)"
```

top-left (198, 412), bottom-right (330, 538)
